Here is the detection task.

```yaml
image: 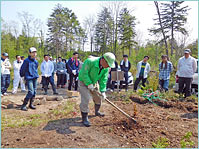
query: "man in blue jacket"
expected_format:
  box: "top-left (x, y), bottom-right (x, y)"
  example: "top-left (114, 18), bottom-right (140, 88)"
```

top-left (67, 52), bottom-right (80, 91)
top-left (20, 47), bottom-right (39, 111)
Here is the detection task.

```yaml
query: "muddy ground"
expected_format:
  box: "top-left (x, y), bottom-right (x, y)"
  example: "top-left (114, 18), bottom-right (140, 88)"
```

top-left (1, 83), bottom-right (198, 148)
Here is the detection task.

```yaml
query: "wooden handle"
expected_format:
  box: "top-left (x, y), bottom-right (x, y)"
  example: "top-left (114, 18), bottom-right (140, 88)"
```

top-left (104, 98), bottom-right (137, 123)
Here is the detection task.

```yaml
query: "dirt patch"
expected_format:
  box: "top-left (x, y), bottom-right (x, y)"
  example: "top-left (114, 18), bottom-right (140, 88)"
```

top-left (1, 89), bottom-right (198, 148)
top-left (130, 95), bottom-right (198, 113)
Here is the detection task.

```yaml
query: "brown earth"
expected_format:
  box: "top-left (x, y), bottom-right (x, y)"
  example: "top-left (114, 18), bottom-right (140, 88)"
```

top-left (1, 84), bottom-right (198, 148)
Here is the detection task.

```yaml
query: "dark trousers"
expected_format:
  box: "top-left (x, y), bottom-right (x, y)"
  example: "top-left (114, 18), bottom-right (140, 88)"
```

top-left (1, 74), bottom-right (10, 94)
top-left (178, 77), bottom-right (193, 98)
top-left (57, 74), bottom-right (65, 86)
top-left (42, 76), bottom-right (56, 93)
top-left (134, 76), bottom-right (147, 90)
top-left (68, 73), bottom-right (78, 91)
top-left (120, 71), bottom-right (128, 89)
top-left (63, 74), bottom-right (67, 85)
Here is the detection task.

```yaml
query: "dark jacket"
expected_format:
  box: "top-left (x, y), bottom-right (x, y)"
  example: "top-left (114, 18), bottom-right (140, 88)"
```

top-left (67, 57), bottom-right (80, 74)
top-left (20, 56), bottom-right (39, 80)
top-left (120, 60), bottom-right (131, 72)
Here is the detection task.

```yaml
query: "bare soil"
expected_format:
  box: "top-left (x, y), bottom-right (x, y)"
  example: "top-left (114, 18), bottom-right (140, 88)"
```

top-left (1, 85), bottom-right (198, 148)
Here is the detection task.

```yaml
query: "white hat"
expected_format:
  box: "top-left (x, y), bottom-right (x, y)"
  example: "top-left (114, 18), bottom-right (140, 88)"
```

top-left (184, 49), bottom-right (191, 54)
top-left (29, 47), bottom-right (37, 53)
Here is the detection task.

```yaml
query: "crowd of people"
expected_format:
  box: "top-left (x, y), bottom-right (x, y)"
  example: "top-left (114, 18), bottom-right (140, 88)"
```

top-left (1, 47), bottom-right (197, 126)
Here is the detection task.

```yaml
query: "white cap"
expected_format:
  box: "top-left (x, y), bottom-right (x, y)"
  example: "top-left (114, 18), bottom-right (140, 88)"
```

top-left (184, 49), bottom-right (191, 54)
top-left (29, 47), bottom-right (37, 53)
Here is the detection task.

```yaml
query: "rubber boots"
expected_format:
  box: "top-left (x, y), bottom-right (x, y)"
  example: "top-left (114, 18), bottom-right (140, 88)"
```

top-left (52, 85), bottom-right (58, 95)
top-left (29, 98), bottom-right (36, 109)
top-left (21, 98), bottom-right (29, 111)
top-left (95, 104), bottom-right (105, 117)
top-left (81, 112), bottom-right (91, 127)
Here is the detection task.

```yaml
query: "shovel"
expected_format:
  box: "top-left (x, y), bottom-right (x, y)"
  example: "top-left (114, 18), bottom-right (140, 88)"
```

top-left (93, 90), bottom-right (137, 124)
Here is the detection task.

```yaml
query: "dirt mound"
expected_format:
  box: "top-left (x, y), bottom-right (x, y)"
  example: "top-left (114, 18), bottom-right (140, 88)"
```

top-left (130, 95), bottom-right (198, 113)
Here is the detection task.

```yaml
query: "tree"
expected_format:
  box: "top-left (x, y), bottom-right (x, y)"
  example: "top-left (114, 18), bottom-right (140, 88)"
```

top-left (94, 7), bottom-right (113, 54)
top-left (149, 1), bottom-right (169, 55)
top-left (83, 15), bottom-right (95, 52)
top-left (47, 4), bottom-right (85, 58)
top-left (150, 1), bottom-right (190, 56)
top-left (105, 1), bottom-right (127, 54)
top-left (118, 8), bottom-right (137, 56)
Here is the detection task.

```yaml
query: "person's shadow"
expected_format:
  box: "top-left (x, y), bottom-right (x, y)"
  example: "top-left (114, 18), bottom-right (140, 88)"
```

top-left (43, 116), bottom-right (95, 135)
top-left (180, 112), bottom-right (198, 119)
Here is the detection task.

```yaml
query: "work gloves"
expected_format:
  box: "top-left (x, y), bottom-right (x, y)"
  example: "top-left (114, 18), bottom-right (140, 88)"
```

top-left (72, 70), bottom-right (77, 75)
top-left (88, 84), bottom-right (94, 91)
top-left (101, 92), bottom-right (106, 99)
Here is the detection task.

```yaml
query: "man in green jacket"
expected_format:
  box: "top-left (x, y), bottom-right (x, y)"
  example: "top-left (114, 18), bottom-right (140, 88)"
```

top-left (79, 52), bottom-right (116, 127)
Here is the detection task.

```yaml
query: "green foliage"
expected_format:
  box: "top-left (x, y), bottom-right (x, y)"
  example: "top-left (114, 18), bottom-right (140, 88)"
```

top-left (160, 90), bottom-right (179, 101)
top-left (152, 137), bottom-right (169, 148)
top-left (180, 132), bottom-right (195, 148)
top-left (94, 7), bottom-right (113, 54)
top-left (145, 72), bottom-right (159, 92)
top-left (118, 8), bottom-right (137, 56)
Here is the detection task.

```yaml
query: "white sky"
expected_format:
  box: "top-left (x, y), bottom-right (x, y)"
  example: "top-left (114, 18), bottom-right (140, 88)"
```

top-left (1, 1), bottom-right (198, 47)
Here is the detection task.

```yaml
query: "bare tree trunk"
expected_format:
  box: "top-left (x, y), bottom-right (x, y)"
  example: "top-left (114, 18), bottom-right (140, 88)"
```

top-left (171, 1), bottom-right (175, 56)
top-left (154, 1), bottom-right (168, 56)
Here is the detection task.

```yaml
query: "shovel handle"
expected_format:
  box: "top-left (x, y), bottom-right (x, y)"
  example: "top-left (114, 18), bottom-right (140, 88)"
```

top-left (92, 90), bottom-right (136, 123)
top-left (104, 97), bottom-right (137, 123)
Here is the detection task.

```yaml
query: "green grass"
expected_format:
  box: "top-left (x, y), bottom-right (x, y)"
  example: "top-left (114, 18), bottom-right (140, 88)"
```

top-left (1, 100), bottom-right (79, 131)
top-left (152, 137), bottom-right (170, 148)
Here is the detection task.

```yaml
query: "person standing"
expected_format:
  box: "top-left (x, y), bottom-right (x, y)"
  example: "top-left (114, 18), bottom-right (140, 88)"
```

top-left (20, 47), bottom-right (39, 111)
top-left (1, 53), bottom-right (11, 97)
top-left (56, 57), bottom-right (66, 88)
top-left (67, 52), bottom-right (80, 91)
top-left (49, 56), bottom-right (57, 83)
top-left (120, 55), bottom-right (131, 91)
top-left (62, 59), bottom-right (67, 87)
top-left (177, 49), bottom-right (197, 98)
top-left (158, 55), bottom-right (173, 92)
top-left (134, 56), bottom-right (150, 91)
top-left (41, 55), bottom-right (58, 95)
top-left (78, 52), bottom-right (115, 127)
top-left (12, 55), bottom-right (26, 94)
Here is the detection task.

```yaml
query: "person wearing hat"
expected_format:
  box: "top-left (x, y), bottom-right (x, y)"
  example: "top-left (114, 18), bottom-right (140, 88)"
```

top-left (134, 56), bottom-right (151, 91)
top-left (12, 55), bottom-right (26, 94)
top-left (158, 55), bottom-right (173, 92)
top-left (1, 52), bottom-right (11, 97)
top-left (176, 49), bottom-right (197, 98)
top-left (78, 52), bottom-right (116, 127)
top-left (120, 54), bottom-right (131, 91)
top-left (20, 47), bottom-right (39, 111)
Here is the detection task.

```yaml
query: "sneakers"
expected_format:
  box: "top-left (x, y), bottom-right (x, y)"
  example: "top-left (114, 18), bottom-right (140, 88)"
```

top-left (12, 91), bottom-right (17, 94)
top-left (1, 94), bottom-right (4, 97)
top-left (21, 90), bottom-right (26, 93)
top-left (3, 93), bottom-right (9, 96)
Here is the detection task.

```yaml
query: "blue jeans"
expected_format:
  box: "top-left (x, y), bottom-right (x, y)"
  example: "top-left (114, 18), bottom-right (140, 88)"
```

top-left (159, 79), bottom-right (169, 91)
top-left (1, 74), bottom-right (10, 94)
top-left (25, 78), bottom-right (37, 99)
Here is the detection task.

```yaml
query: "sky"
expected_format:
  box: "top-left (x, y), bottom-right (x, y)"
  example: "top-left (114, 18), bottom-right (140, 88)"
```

top-left (1, 1), bottom-right (198, 48)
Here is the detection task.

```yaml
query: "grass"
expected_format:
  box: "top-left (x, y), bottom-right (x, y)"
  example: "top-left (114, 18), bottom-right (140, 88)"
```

top-left (152, 137), bottom-right (170, 148)
top-left (1, 99), bottom-right (79, 131)
top-left (1, 114), bottom-right (47, 131)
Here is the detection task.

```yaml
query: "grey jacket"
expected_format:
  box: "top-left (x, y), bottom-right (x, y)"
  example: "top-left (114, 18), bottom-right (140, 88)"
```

top-left (56, 62), bottom-right (66, 74)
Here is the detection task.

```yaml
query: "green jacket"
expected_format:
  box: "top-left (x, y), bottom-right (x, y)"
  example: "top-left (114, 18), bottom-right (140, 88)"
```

top-left (79, 57), bottom-right (109, 92)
